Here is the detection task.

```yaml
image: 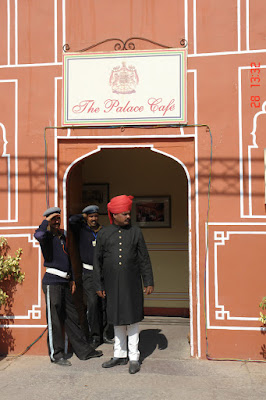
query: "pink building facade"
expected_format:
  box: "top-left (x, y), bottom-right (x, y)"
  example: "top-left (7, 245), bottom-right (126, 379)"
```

top-left (0, 0), bottom-right (266, 360)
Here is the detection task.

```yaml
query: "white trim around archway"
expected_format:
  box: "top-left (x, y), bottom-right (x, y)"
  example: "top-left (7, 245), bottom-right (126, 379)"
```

top-left (62, 143), bottom-right (195, 357)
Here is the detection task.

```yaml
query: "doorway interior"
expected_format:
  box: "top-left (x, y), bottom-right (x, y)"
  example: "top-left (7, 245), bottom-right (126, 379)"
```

top-left (67, 147), bottom-right (189, 317)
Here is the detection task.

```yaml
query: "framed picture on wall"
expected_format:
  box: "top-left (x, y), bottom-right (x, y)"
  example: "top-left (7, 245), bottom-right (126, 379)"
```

top-left (131, 196), bottom-right (171, 228)
top-left (82, 183), bottom-right (109, 214)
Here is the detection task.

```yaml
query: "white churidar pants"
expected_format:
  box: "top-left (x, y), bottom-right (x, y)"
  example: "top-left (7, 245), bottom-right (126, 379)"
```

top-left (113, 323), bottom-right (140, 361)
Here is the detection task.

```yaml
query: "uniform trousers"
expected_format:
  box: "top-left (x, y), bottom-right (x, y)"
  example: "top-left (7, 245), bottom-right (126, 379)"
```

top-left (114, 323), bottom-right (140, 361)
top-left (82, 271), bottom-right (113, 342)
top-left (82, 271), bottom-right (103, 341)
top-left (42, 283), bottom-right (94, 361)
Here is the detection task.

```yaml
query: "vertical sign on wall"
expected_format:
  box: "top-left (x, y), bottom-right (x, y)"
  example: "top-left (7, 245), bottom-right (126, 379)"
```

top-left (63, 48), bottom-right (187, 126)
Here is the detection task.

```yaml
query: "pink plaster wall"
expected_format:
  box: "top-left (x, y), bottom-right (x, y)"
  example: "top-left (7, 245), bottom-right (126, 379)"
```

top-left (0, 0), bottom-right (266, 359)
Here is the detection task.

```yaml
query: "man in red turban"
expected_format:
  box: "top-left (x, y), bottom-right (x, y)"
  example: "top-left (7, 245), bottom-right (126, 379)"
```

top-left (107, 194), bottom-right (134, 224)
top-left (94, 195), bottom-right (154, 374)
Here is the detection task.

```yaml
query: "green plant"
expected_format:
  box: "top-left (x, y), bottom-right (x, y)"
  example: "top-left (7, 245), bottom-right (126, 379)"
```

top-left (259, 297), bottom-right (266, 324)
top-left (0, 237), bottom-right (24, 307)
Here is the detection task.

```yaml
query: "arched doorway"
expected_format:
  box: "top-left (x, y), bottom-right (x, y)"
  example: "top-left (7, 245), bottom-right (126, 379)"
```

top-left (66, 147), bottom-right (190, 318)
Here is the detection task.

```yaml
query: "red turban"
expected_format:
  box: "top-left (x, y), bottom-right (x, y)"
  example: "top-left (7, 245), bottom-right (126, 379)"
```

top-left (107, 195), bottom-right (134, 224)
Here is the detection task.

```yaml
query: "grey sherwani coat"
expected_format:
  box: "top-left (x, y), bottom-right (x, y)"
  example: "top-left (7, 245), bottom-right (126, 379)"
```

top-left (93, 224), bottom-right (154, 326)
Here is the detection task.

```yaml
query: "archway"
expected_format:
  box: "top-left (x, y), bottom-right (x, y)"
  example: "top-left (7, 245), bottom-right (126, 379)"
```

top-left (66, 147), bottom-right (190, 318)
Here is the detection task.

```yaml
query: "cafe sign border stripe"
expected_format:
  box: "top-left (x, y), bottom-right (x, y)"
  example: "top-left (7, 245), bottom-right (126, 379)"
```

top-left (63, 48), bottom-right (187, 126)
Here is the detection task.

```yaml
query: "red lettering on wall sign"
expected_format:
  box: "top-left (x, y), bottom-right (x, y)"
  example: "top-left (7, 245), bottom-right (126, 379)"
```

top-left (104, 99), bottom-right (144, 113)
top-left (72, 100), bottom-right (100, 113)
top-left (148, 98), bottom-right (175, 116)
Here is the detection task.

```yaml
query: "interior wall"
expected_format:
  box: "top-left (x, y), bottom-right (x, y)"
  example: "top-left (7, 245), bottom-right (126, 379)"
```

top-left (68, 147), bottom-right (189, 314)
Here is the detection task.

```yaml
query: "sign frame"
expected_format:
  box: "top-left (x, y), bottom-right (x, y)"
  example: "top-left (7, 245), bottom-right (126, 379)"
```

top-left (63, 48), bottom-right (187, 127)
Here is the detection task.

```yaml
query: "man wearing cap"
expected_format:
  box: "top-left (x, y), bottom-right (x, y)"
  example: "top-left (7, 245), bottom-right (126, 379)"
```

top-left (69, 205), bottom-right (114, 348)
top-left (34, 206), bottom-right (103, 366)
top-left (94, 195), bottom-right (154, 374)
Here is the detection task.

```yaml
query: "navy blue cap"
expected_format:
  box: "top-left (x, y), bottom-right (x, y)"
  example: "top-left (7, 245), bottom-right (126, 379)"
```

top-left (43, 207), bottom-right (61, 217)
top-left (82, 205), bottom-right (99, 214)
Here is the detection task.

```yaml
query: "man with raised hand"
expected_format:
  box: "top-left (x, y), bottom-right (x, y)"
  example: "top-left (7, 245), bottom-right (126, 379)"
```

top-left (34, 206), bottom-right (103, 366)
top-left (69, 205), bottom-right (114, 348)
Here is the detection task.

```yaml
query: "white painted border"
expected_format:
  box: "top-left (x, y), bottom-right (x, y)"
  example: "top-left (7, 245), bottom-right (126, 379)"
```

top-left (237, 0), bottom-right (241, 52)
top-left (62, 0), bottom-right (66, 47)
top-left (3, 0), bottom-right (61, 67)
top-left (206, 223), bottom-right (266, 331)
top-left (0, 226), bottom-right (38, 230)
top-left (0, 62), bottom-right (62, 69)
top-left (247, 101), bottom-right (266, 216)
top-left (14, 0), bottom-right (17, 65)
top-left (0, 325), bottom-right (47, 328)
top-left (207, 326), bottom-right (266, 331)
top-left (184, 0), bottom-right (188, 47)
top-left (0, 227), bottom-right (43, 329)
top-left (57, 134), bottom-right (196, 140)
top-left (213, 231), bottom-right (263, 321)
top-left (1, 0), bottom-right (266, 69)
top-left (238, 65), bottom-right (266, 218)
top-left (246, 0), bottom-right (250, 51)
top-left (191, 70), bottom-right (200, 357)
top-left (190, 0), bottom-right (250, 57)
top-left (193, 0), bottom-right (197, 54)
top-left (7, 0), bottom-right (10, 65)
top-left (0, 80), bottom-right (18, 223)
top-left (54, 0), bottom-right (58, 63)
top-left (209, 222), bottom-right (266, 225)
top-left (54, 77), bottom-right (61, 206)
top-left (0, 233), bottom-right (42, 321)
top-left (0, 123), bottom-right (11, 220)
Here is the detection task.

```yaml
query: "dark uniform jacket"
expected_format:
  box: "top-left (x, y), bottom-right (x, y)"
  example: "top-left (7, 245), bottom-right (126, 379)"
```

top-left (34, 220), bottom-right (73, 285)
top-left (93, 224), bottom-right (154, 326)
top-left (69, 214), bottom-right (101, 275)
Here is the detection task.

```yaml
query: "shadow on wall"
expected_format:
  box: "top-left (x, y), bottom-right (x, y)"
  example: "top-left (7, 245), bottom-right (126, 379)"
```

top-left (0, 239), bottom-right (24, 356)
top-left (0, 155), bottom-right (264, 195)
top-left (260, 330), bottom-right (266, 360)
top-left (0, 325), bottom-right (15, 357)
top-left (0, 281), bottom-right (17, 355)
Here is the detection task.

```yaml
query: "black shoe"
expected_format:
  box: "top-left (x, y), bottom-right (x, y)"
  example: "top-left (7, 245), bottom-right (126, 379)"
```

top-left (84, 349), bottom-right (103, 360)
top-left (129, 361), bottom-right (140, 374)
top-left (103, 336), bottom-right (115, 345)
top-left (102, 357), bottom-right (128, 368)
top-left (91, 338), bottom-right (101, 349)
top-left (52, 357), bottom-right (72, 367)
top-left (64, 352), bottom-right (73, 360)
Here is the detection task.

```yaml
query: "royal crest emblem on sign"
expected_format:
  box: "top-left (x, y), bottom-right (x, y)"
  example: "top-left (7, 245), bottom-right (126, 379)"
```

top-left (109, 61), bottom-right (139, 94)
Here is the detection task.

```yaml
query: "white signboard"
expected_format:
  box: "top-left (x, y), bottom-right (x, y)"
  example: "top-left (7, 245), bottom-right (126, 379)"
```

top-left (63, 48), bottom-right (187, 126)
